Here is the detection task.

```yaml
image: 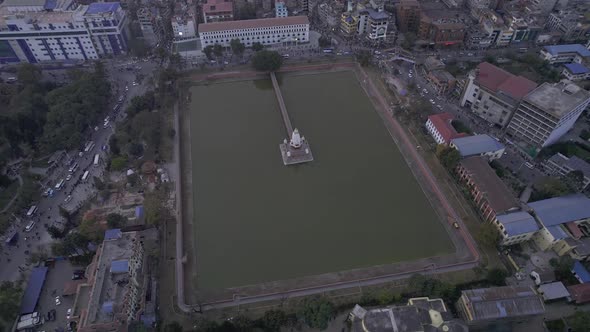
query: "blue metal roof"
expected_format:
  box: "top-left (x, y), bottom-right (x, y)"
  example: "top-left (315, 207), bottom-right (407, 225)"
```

top-left (43, 0), bottom-right (57, 10)
top-left (104, 228), bottom-right (122, 240)
top-left (102, 301), bottom-right (114, 313)
top-left (110, 260), bottom-right (129, 274)
top-left (135, 206), bottom-right (144, 219)
top-left (85, 2), bottom-right (120, 15)
top-left (543, 44), bottom-right (590, 57)
top-left (451, 134), bottom-right (505, 157)
top-left (496, 211), bottom-right (539, 236)
top-left (564, 63), bottom-right (590, 75)
top-left (528, 194), bottom-right (590, 226)
top-left (20, 267), bottom-right (48, 314)
top-left (572, 261), bottom-right (590, 283)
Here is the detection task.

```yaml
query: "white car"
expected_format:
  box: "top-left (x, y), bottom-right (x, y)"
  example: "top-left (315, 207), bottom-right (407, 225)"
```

top-left (436, 105), bottom-right (443, 110)
top-left (66, 308), bottom-right (72, 320)
top-left (429, 99), bottom-right (435, 104)
top-left (55, 296), bottom-right (61, 306)
top-left (66, 174), bottom-right (72, 181)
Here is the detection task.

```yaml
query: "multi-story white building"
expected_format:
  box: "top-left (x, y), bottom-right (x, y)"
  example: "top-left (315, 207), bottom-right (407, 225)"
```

top-left (172, 15), bottom-right (196, 39)
top-left (546, 9), bottom-right (590, 42)
top-left (276, 1), bottom-right (288, 18)
top-left (494, 211), bottom-right (539, 246)
top-left (199, 16), bottom-right (309, 48)
top-left (460, 62), bottom-right (537, 127)
top-left (0, 0), bottom-right (128, 63)
top-left (562, 63), bottom-right (590, 81)
top-left (507, 81), bottom-right (590, 149)
top-left (357, 8), bottom-right (388, 41)
top-left (539, 44), bottom-right (590, 65)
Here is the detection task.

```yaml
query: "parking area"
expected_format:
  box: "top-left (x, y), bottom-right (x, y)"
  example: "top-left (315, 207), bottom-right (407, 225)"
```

top-left (34, 260), bottom-right (85, 332)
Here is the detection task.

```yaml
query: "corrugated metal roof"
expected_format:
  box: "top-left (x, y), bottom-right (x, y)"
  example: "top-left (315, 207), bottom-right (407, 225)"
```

top-left (451, 134), bottom-right (505, 157)
top-left (573, 261), bottom-right (590, 283)
top-left (458, 157), bottom-right (520, 213)
top-left (102, 301), bottom-right (114, 313)
top-left (496, 211), bottom-right (538, 236)
top-left (461, 286), bottom-right (545, 322)
top-left (104, 228), bottom-right (122, 240)
top-left (568, 283), bottom-right (590, 304)
top-left (528, 194), bottom-right (590, 226)
top-left (538, 282), bottom-right (570, 301)
top-left (110, 259), bottom-right (129, 274)
top-left (85, 2), bottom-right (120, 15)
top-left (543, 44), bottom-right (590, 57)
top-left (20, 267), bottom-right (48, 314)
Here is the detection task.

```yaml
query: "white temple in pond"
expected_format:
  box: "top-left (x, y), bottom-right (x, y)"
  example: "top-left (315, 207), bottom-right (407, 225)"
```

top-left (280, 129), bottom-right (313, 165)
top-left (289, 128), bottom-right (304, 148)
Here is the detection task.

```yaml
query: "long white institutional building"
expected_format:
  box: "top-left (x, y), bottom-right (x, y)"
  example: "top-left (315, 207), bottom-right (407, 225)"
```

top-left (0, 0), bottom-right (128, 64)
top-left (198, 16), bottom-right (309, 48)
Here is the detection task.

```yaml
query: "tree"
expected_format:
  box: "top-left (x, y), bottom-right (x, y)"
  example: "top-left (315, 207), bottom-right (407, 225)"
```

top-left (17, 63), bottom-right (42, 85)
top-left (568, 311), bottom-right (590, 332)
top-left (204, 45), bottom-right (214, 60)
top-left (298, 297), bottom-right (335, 330)
top-left (476, 222), bottom-right (501, 248)
top-left (230, 39), bottom-right (245, 56)
top-left (252, 50), bottom-right (283, 71)
top-left (236, 2), bottom-right (256, 19)
top-left (110, 156), bottom-right (127, 171)
top-left (213, 44), bottom-right (224, 58)
top-left (401, 32), bottom-right (417, 49)
top-left (252, 42), bottom-right (264, 52)
top-left (168, 53), bottom-right (183, 69)
top-left (58, 205), bottom-right (71, 222)
top-left (486, 268), bottom-right (508, 286)
top-left (0, 281), bottom-right (22, 322)
top-left (93, 176), bottom-right (105, 190)
top-left (128, 142), bottom-right (144, 157)
top-left (436, 146), bottom-right (461, 171)
top-left (232, 315), bottom-right (254, 331)
top-left (154, 46), bottom-right (168, 63)
top-left (261, 310), bottom-right (287, 331)
top-left (164, 322), bottom-right (182, 332)
top-left (78, 215), bottom-right (103, 242)
top-left (357, 50), bottom-right (372, 67)
top-left (532, 176), bottom-right (572, 200)
top-left (318, 36), bottom-right (331, 48)
top-left (562, 170), bottom-right (585, 193)
top-left (107, 213), bottom-right (127, 228)
top-left (47, 225), bottom-right (65, 239)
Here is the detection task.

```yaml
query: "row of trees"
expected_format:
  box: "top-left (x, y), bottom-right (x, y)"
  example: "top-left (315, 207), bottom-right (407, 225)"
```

top-left (163, 297), bottom-right (335, 332)
top-left (108, 91), bottom-right (167, 171)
